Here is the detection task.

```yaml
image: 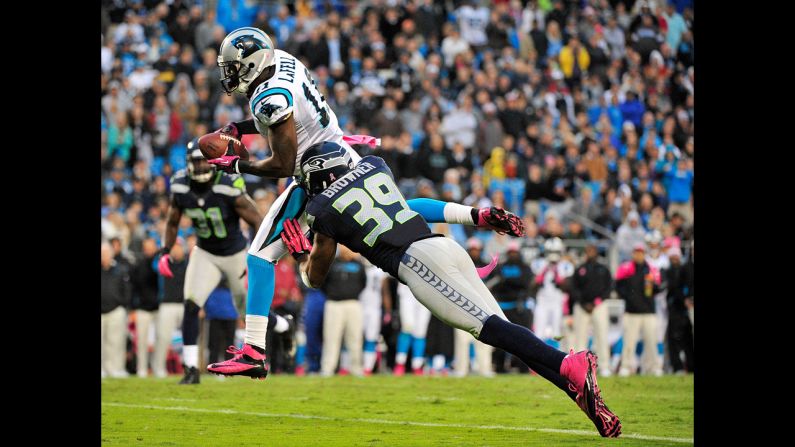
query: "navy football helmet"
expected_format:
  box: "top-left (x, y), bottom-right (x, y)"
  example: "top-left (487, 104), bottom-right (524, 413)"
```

top-left (186, 138), bottom-right (214, 183)
top-left (298, 141), bottom-right (354, 197)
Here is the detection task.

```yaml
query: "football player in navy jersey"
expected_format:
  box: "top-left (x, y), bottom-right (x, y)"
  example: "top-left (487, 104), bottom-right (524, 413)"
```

top-left (281, 142), bottom-right (621, 438)
top-left (159, 140), bottom-right (292, 384)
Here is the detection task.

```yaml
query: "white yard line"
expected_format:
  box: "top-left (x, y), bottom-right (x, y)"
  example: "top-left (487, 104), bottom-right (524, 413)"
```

top-left (103, 402), bottom-right (693, 444)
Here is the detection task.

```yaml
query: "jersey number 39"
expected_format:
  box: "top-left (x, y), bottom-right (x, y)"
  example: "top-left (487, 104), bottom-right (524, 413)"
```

top-left (332, 173), bottom-right (418, 246)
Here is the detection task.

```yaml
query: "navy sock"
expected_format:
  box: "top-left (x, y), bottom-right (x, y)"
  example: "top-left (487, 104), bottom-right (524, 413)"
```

top-left (520, 357), bottom-right (578, 401)
top-left (182, 301), bottom-right (200, 345)
top-left (478, 314), bottom-right (566, 376)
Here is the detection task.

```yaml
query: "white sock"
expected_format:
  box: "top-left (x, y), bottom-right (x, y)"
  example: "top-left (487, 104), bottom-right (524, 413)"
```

top-left (273, 314), bottom-right (290, 333)
top-left (443, 203), bottom-right (476, 225)
top-left (395, 352), bottom-right (408, 365)
top-left (411, 356), bottom-right (425, 370)
top-left (432, 354), bottom-right (446, 371)
top-left (244, 315), bottom-right (268, 350)
top-left (183, 345), bottom-right (198, 368)
top-left (363, 351), bottom-right (377, 371)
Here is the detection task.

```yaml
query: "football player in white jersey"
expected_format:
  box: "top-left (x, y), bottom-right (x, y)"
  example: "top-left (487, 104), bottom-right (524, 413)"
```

top-left (205, 27), bottom-right (525, 378)
top-left (531, 238), bottom-right (575, 347)
top-left (359, 261), bottom-right (387, 374)
top-left (644, 231), bottom-right (669, 375)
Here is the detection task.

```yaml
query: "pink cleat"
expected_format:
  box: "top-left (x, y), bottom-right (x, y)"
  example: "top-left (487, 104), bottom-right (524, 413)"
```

top-left (560, 350), bottom-right (622, 438)
top-left (476, 207), bottom-right (526, 237)
top-left (560, 350), bottom-right (592, 394)
top-left (393, 364), bottom-right (406, 376)
top-left (207, 344), bottom-right (269, 380)
top-left (412, 367), bottom-right (424, 376)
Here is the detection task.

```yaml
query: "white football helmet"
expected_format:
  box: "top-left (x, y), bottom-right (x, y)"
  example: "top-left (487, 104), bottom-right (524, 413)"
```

top-left (544, 237), bottom-right (564, 262)
top-left (217, 27), bottom-right (276, 94)
top-left (645, 230), bottom-right (663, 246)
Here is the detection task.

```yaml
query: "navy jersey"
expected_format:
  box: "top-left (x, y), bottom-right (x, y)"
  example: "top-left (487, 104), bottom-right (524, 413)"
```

top-left (305, 156), bottom-right (441, 277)
top-left (170, 170), bottom-right (248, 256)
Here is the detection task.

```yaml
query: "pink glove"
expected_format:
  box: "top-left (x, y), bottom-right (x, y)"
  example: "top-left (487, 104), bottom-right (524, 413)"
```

top-left (280, 218), bottom-right (313, 259)
top-left (477, 254), bottom-right (499, 279)
top-left (208, 155), bottom-right (240, 173)
top-left (158, 254), bottom-right (174, 278)
top-left (383, 312), bottom-right (392, 325)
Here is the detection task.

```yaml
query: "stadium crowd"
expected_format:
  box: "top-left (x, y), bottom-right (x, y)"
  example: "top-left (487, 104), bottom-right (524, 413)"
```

top-left (101, 0), bottom-right (694, 380)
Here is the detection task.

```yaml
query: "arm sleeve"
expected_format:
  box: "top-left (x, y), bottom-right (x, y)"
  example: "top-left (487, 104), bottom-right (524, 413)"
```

top-left (232, 119), bottom-right (259, 135)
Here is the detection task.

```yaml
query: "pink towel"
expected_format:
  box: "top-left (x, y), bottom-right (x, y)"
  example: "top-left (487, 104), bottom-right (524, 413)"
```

top-left (477, 254), bottom-right (499, 279)
top-left (343, 134), bottom-right (381, 148)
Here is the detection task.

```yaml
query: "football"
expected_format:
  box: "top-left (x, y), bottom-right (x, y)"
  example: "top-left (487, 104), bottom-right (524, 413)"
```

top-left (197, 132), bottom-right (250, 160)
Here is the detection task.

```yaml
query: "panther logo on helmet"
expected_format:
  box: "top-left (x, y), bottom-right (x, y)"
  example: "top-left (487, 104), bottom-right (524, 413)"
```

top-left (231, 35), bottom-right (269, 59)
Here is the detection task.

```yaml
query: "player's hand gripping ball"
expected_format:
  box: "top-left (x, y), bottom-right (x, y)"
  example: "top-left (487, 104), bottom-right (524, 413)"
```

top-left (197, 132), bottom-right (250, 160)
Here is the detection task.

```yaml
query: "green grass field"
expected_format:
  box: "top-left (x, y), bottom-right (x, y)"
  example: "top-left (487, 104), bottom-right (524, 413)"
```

top-left (102, 373), bottom-right (693, 446)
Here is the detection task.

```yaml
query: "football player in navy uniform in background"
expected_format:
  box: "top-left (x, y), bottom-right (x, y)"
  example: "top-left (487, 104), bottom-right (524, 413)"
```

top-left (158, 141), bottom-right (291, 384)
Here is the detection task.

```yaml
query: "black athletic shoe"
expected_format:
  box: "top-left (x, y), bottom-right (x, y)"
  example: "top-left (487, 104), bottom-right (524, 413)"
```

top-left (282, 314), bottom-right (297, 362)
top-left (179, 365), bottom-right (200, 385)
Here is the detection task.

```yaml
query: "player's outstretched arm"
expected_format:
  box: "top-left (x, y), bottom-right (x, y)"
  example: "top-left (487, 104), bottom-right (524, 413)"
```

top-left (158, 199), bottom-right (183, 277)
top-left (234, 194), bottom-right (264, 234)
top-left (237, 114), bottom-right (298, 178)
top-left (406, 198), bottom-right (526, 237)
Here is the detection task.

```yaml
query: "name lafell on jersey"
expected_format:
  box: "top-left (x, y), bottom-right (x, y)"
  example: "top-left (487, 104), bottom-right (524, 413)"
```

top-left (320, 162), bottom-right (377, 198)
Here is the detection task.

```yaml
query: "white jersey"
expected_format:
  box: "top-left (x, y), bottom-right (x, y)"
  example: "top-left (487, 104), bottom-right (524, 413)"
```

top-left (359, 263), bottom-right (386, 308)
top-left (360, 263), bottom-right (386, 343)
top-left (532, 259), bottom-right (574, 300)
top-left (248, 49), bottom-right (359, 175)
top-left (646, 254), bottom-right (670, 272)
top-left (456, 5), bottom-right (489, 46)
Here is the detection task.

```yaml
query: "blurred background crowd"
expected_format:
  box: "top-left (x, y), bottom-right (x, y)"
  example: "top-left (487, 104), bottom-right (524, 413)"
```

top-left (101, 0), bottom-right (694, 380)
